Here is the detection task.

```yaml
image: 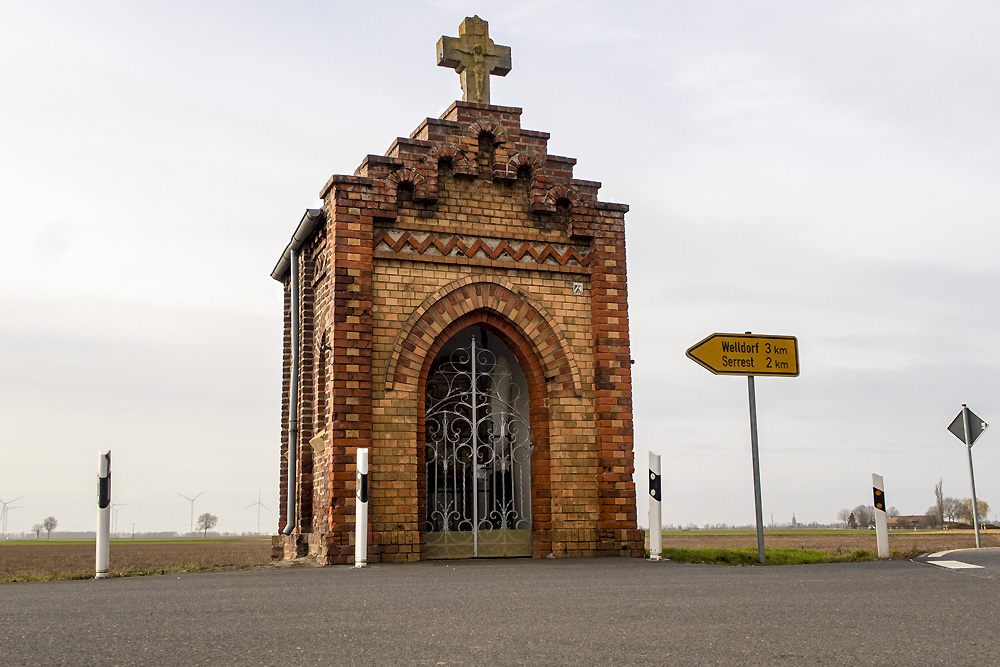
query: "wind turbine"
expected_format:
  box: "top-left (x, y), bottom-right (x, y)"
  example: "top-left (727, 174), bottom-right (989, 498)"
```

top-left (244, 489), bottom-right (270, 535)
top-left (0, 497), bottom-right (25, 538)
top-left (177, 491), bottom-right (204, 535)
top-left (111, 503), bottom-right (127, 536)
top-left (3, 505), bottom-right (25, 538)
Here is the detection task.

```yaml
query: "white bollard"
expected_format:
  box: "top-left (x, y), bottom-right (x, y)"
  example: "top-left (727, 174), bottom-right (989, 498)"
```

top-left (96, 450), bottom-right (111, 579)
top-left (649, 452), bottom-right (662, 561)
top-left (872, 473), bottom-right (889, 559)
top-left (355, 448), bottom-right (369, 568)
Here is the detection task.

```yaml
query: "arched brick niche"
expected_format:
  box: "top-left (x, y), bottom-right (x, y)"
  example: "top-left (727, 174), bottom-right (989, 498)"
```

top-left (413, 308), bottom-right (555, 558)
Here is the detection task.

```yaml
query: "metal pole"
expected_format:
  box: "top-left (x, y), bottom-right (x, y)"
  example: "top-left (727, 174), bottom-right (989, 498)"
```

top-left (96, 450), bottom-right (111, 579)
top-left (962, 405), bottom-right (982, 548)
top-left (748, 374), bottom-right (765, 564)
top-left (648, 452), bottom-right (662, 561)
top-left (355, 448), bottom-right (369, 568)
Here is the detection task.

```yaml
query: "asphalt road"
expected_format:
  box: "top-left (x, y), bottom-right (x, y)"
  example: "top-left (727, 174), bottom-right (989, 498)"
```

top-left (915, 546), bottom-right (1000, 578)
top-left (3, 554), bottom-right (999, 666)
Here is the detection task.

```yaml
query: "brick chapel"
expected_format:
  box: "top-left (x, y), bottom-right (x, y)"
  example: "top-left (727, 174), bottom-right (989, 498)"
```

top-left (271, 17), bottom-right (642, 563)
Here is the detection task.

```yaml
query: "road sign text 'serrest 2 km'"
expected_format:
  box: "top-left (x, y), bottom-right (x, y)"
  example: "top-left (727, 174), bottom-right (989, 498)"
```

top-left (686, 333), bottom-right (800, 377)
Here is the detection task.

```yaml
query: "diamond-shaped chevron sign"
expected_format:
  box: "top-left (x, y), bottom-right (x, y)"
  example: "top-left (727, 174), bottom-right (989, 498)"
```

top-left (948, 406), bottom-right (989, 446)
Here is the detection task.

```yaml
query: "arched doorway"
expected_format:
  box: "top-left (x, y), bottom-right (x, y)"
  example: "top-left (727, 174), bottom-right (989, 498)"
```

top-left (424, 325), bottom-right (532, 558)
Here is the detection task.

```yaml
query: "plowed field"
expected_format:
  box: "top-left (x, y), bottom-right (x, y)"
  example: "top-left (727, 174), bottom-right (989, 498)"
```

top-left (0, 539), bottom-right (272, 582)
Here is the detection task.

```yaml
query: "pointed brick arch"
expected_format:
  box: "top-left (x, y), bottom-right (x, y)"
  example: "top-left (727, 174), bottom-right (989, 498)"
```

top-left (383, 277), bottom-right (583, 397)
top-left (414, 309), bottom-right (554, 557)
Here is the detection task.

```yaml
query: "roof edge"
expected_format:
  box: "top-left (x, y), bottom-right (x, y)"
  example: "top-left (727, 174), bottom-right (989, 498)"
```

top-left (270, 209), bottom-right (324, 281)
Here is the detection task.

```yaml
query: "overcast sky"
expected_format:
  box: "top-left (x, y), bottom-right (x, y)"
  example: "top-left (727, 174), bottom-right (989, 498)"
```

top-left (2, 1), bottom-right (998, 536)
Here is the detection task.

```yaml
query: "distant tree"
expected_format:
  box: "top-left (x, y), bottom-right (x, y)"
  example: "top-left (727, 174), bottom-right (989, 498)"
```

top-left (836, 508), bottom-right (851, 528)
top-left (956, 499), bottom-right (989, 526)
top-left (925, 506), bottom-right (939, 527)
top-left (886, 506), bottom-right (900, 518)
top-left (196, 513), bottom-right (218, 537)
top-left (32, 524), bottom-right (43, 539)
top-left (852, 505), bottom-right (876, 528)
top-left (847, 512), bottom-right (858, 529)
top-left (943, 497), bottom-right (963, 523)
top-left (933, 479), bottom-right (945, 527)
top-left (42, 516), bottom-right (57, 539)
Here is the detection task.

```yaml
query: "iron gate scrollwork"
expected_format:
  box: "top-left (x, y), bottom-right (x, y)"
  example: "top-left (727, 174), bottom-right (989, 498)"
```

top-left (425, 330), bottom-right (532, 558)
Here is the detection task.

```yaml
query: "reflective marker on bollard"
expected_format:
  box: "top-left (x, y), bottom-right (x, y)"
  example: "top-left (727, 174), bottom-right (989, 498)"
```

top-left (96, 450), bottom-right (111, 579)
top-left (649, 452), bottom-right (662, 561)
top-left (355, 448), bottom-right (369, 568)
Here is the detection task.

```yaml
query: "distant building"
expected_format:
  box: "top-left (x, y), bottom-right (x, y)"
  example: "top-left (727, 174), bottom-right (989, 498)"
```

top-left (887, 515), bottom-right (931, 529)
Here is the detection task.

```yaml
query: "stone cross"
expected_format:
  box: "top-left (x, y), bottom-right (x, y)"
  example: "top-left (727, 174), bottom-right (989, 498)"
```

top-left (436, 16), bottom-right (511, 105)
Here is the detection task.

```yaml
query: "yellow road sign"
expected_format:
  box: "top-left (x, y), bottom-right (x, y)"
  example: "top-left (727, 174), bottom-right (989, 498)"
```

top-left (686, 333), bottom-right (799, 377)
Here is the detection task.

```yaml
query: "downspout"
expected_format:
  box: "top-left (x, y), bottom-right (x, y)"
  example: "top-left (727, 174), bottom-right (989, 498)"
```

top-left (273, 208), bottom-right (322, 537)
top-left (282, 246), bottom-right (300, 535)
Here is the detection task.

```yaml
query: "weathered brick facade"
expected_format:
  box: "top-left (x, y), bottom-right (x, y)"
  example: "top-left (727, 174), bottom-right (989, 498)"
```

top-left (272, 100), bottom-right (643, 563)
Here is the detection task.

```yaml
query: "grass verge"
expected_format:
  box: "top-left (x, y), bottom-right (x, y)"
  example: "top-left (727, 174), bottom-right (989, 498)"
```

top-left (650, 546), bottom-right (926, 565)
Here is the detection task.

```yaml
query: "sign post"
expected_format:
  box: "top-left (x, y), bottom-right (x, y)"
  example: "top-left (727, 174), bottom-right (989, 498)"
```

top-left (648, 452), bottom-right (662, 561)
top-left (947, 405), bottom-right (989, 548)
top-left (747, 374), bottom-right (765, 564)
top-left (687, 332), bottom-right (799, 564)
top-left (96, 450), bottom-right (111, 579)
top-left (872, 473), bottom-right (889, 559)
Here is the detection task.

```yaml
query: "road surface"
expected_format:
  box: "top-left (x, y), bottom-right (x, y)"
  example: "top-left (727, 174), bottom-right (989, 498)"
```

top-left (3, 555), bottom-right (998, 665)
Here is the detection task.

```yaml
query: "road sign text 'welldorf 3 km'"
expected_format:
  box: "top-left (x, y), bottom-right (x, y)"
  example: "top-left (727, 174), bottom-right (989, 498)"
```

top-left (686, 333), bottom-right (800, 377)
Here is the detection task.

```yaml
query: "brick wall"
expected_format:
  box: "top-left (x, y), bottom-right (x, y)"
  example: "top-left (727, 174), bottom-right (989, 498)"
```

top-left (275, 101), bottom-right (643, 563)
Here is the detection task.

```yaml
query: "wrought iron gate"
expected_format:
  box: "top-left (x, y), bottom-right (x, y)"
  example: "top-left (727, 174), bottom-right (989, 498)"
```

top-left (424, 332), bottom-right (532, 558)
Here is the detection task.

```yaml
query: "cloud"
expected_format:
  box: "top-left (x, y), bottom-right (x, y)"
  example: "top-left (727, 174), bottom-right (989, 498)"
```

top-left (2, 1), bottom-right (999, 535)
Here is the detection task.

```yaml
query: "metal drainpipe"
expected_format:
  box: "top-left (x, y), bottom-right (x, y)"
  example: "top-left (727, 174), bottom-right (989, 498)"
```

top-left (282, 246), bottom-right (300, 535)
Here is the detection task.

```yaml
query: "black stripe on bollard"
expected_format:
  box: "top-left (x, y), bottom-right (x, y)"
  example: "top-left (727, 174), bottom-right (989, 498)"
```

top-left (98, 476), bottom-right (111, 509)
top-left (649, 471), bottom-right (661, 501)
top-left (359, 473), bottom-right (368, 503)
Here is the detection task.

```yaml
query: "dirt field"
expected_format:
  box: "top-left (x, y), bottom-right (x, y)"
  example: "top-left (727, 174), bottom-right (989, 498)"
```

top-left (655, 529), bottom-right (1000, 555)
top-left (0, 539), bottom-right (272, 582)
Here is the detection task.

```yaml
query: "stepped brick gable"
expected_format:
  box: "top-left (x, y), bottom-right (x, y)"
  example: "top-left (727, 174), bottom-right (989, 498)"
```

top-left (272, 18), bottom-right (642, 563)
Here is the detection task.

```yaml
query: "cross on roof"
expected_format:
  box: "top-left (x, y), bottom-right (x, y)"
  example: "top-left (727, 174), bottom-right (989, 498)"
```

top-left (436, 16), bottom-right (511, 105)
